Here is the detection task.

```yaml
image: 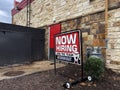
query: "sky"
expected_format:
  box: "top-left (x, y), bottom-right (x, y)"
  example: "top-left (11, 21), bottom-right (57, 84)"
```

top-left (0, 0), bottom-right (22, 23)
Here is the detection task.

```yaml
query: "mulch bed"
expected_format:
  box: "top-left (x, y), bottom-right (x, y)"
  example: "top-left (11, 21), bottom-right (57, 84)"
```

top-left (0, 64), bottom-right (120, 90)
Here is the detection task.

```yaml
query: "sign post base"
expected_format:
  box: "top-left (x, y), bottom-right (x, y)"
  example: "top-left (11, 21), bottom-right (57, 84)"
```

top-left (63, 77), bottom-right (89, 89)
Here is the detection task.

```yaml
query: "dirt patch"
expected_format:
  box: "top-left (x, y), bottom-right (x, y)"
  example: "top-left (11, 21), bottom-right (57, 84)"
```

top-left (50, 63), bottom-right (54, 65)
top-left (0, 61), bottom-right (65, 80)
top-left (3, 71), bottom-right (25, 76)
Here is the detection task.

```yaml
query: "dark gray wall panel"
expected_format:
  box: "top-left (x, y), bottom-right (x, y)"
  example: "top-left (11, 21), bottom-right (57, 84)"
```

top-left (0, 23), bottom-right (45, 66)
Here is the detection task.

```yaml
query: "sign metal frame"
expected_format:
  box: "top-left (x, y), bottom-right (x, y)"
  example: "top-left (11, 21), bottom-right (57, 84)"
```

top-left (54, 30), bottom-right (83, 80)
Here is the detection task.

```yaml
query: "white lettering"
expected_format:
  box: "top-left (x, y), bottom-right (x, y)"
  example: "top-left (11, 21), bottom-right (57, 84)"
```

top-left (56, 45), bottom-right (78, 53)
top-left (62, 36), bottom-right (66, 44)
top-left (72, 45), bottom-right (78, 54)
top-left (56, 37), bottom-right (61, 44)
top-left (67, 33), bottom-right (76, 44)
top-left (56, 33), bottom-right (77, 45)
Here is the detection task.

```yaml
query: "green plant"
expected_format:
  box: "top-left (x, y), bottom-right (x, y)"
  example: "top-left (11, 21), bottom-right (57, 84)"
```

top-left (84, 57), bottom-right (104, 80)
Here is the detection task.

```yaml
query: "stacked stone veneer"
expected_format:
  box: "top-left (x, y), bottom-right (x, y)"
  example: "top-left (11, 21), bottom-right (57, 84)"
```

top-left (13, 0), bottom-right (105, 27)
top-left (61, 12), bottom-right (106, 62)
top-left (106, 8), bottom-right (120, 73)
top-left (12, 0), bottom-right (120, 73)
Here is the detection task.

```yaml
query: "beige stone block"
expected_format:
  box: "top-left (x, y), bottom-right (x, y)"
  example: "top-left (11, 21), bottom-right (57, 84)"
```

top-left (111, 55), bottom-right (120, 62)
top-left (81, 16), bottom-right (90, 23)
top-left (108, 27), bottom-right (120, 32)
top-left (106, 55), bottom-right (111, 60)
top-left (108, 22), bottom-right (113, 28)
top-left (82, 32), bottom-right (88, 37)
top-left (106, 49), bottom-right (120, 56)
top-left (82, 0), bottom-right (89, 8)
top-left (108, 39), bottom-right (120, 43)
top-left (106, 63), bottom-right (120, 73)
top-left (84, 40), bottom-right (93, 46)
top-left (92, 23), bottom-right (99, 29)
top-left (83, 37), bottom-right (88, 41)
top-left (114, 43), bottom-right (120, 48)
top-left (87, 35), bottom-right (94, 41)
top-left (108, 9), bottom-right (116, 19)
top-left (108, 43), bottom-right (115, 49)
top-left (113, 21), bottom-right (120, 27)
top-left (90, 29), bottom-right (96, 34)
top-left (108, 32), bottom-right (120, 38)
top-left (114, 10), bottom-right (120, 18)
top-left (92, 1), bottom-right (105, 10)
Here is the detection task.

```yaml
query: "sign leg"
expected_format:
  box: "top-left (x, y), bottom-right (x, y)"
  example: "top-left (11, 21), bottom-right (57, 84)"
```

top-left (80, 31), bottom-right (84, 81)
top-left (54, 54), bottom-right (56, 75)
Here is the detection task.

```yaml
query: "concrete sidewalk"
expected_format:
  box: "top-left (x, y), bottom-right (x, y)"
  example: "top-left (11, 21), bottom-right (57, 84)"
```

top-left (0, 60), bottom-right (65, 80)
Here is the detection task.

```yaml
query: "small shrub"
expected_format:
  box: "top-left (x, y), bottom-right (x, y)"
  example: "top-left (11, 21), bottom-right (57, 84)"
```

top-left (84, 57), bottom-right (104, 80)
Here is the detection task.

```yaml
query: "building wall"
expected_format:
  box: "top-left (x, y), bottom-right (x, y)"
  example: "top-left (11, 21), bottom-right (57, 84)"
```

top-left (61, 12), bottom-right (106, 62)
top-left (106, 8), bottom-right (120, 73)
top-left (12, 0), bottom-right (120, 73)
top-left (13, 0), bottom-right (105, 27)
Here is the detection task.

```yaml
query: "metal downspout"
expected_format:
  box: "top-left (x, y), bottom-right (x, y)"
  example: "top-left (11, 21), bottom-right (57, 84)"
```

top-left (105, 0), bottom-right (108, 60)
top-left (105, 0), bottom-right (108, 37)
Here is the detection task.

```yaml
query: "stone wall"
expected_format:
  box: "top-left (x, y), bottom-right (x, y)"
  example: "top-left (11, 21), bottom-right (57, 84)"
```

top-left (13, 0), bottom-right (120, 27)
top-left (13, 0), bottom-right (105, 27)
top-left (61, 12), bottom-right (106, 61)
top-left (13, 7), bottom-right (27, 26)
top-left (42, 12), bottom-right (106, 60)
top-left (41, 12), bottom-right (106, 60)
top-left (12, 0), bottom-right (120, 73)
top-left (106, 8), bottom-right (120, 73)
